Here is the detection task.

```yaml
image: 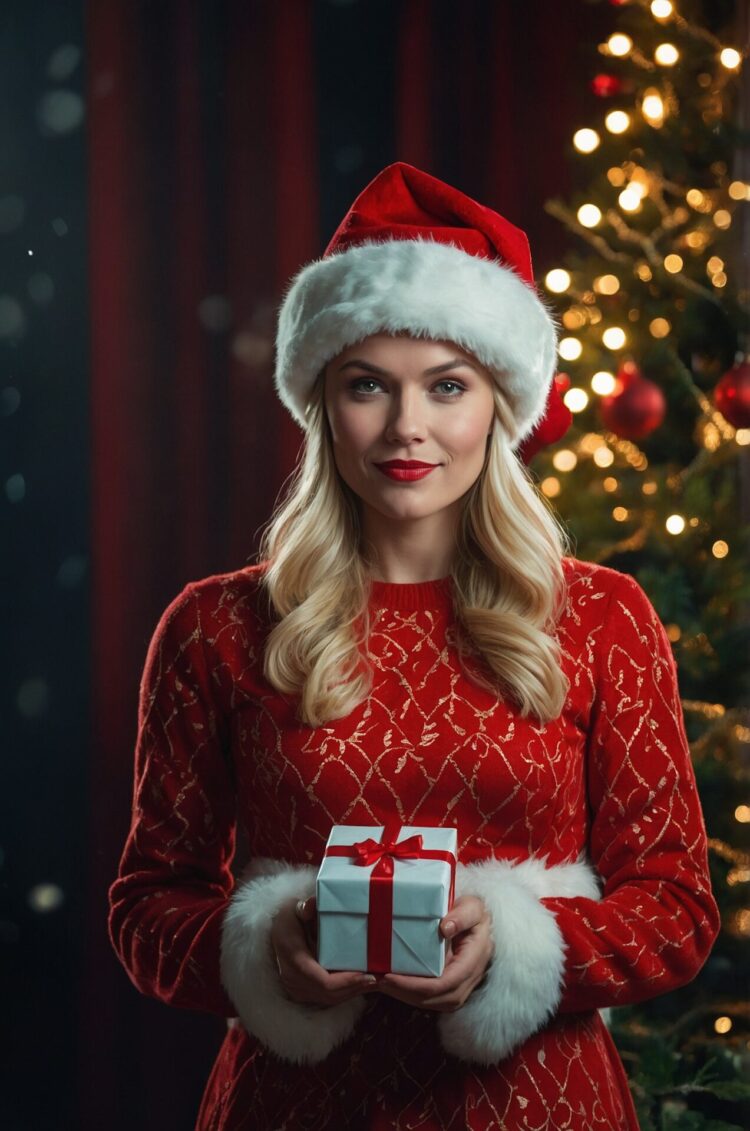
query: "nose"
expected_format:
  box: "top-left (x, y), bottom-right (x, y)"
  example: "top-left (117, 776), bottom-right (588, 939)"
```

top-left (384, 386), bottom-right (426, 444)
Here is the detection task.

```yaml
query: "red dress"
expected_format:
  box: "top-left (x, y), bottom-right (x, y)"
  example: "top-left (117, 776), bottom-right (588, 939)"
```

top-left (108, 556), bottom-right (719, 1129)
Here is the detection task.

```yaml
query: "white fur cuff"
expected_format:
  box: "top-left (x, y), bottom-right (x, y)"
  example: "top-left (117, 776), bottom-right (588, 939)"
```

top-left (438, 855), bottom-right (602, 1065)
top-left (219, 858), bottom-right (366, 1064)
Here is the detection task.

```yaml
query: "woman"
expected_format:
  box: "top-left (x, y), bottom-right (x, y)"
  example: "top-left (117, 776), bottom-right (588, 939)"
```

top-left (108, 162), bottom-right (720, 1130)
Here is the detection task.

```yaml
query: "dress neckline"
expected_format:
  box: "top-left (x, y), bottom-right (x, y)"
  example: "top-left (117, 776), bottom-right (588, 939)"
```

top-left (367, 575), bottom-right (454, 611)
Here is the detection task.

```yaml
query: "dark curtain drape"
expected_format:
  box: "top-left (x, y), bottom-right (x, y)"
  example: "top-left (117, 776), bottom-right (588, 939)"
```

top-left (81, 1), bottom-right (601, 1124)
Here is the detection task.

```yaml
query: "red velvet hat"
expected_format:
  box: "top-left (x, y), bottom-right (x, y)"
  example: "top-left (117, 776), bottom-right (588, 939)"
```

top-left (274, 162), bottom-right (571, 461)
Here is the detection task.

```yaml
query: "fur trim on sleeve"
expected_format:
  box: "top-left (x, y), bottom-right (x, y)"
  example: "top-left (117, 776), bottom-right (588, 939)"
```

top-left (219, 858), bottom-right (366, 1065)
top-left (437, 854), bottom-right (602, 1065)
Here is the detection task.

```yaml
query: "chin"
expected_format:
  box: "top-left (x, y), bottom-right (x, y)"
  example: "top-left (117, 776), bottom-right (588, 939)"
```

top-left (372, 499), bottom-right (456, 523)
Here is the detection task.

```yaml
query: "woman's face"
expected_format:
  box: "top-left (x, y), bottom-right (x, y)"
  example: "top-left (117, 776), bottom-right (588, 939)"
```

top-left (323, 333), bottom-right (496, 528)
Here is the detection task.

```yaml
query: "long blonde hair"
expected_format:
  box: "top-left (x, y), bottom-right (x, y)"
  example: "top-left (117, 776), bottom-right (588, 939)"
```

top-left (256, 370), bottom-right (573, 727)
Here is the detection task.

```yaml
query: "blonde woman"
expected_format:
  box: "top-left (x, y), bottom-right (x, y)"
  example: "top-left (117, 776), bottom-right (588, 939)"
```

top-left (109, 163), bottom-right (719, 1130)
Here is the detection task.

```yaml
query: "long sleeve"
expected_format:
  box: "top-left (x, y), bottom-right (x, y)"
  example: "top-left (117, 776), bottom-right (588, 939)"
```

top-left (538, 570), bottom-right (720, 1013)
top-left (108, 584), bottom-right (239, 1016)
top-left (438, 569), bottom-right (720, 1065)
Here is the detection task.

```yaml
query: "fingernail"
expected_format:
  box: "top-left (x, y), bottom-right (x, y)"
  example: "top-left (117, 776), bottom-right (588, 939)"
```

top-left (443, 920), bottom-right (456, 937)
top-left (360, 975), bottom-right (377, 985)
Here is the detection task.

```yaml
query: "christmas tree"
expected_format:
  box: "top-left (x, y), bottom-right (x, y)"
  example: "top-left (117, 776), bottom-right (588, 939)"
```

top-left (533, 1), bottom-right (750, 1127)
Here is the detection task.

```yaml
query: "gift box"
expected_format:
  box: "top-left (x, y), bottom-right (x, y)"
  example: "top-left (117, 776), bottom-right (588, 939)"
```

top-left (316, 822), bottom-right (457, 976)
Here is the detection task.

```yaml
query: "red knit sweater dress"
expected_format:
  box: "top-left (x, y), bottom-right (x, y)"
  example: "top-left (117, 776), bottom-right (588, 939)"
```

top-left (108, 555), bottom-right (719, 1130)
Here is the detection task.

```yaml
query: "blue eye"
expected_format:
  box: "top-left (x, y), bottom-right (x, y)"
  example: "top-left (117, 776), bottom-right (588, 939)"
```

top-left (435, 380), bottom-right (466, 397)
top-left (349, 378), bottom-right (381, 395)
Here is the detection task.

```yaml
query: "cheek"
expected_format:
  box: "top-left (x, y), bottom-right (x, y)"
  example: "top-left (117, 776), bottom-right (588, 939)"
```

top-left (327, 407), bottom-right (375, 458)
top-left (444, 408), bottom-right (494, 454)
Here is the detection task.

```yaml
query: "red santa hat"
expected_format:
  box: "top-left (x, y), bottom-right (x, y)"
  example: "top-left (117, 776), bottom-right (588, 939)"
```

top-left (274, 161), bottom-right (571, 461)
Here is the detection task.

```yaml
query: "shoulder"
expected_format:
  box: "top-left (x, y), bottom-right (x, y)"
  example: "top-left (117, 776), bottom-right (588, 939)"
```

top-left (561, 557), bottom-right (671, 680)
top-left (560, 556), bottom-right (658, 624)
top-left (156, 561), bottom-right (273, 647)
top-left (563, 554), bottom-right (651, 601)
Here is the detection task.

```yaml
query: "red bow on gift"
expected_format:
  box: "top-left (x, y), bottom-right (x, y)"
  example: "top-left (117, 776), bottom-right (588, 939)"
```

top-left (324, 822), bottom-right (456, 973)
top-left (350, 832), bottom-right (425, 868)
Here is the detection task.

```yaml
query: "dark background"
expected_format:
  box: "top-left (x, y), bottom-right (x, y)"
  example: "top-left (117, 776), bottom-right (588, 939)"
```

top-left (1, 0), bottom-right (667, 1126)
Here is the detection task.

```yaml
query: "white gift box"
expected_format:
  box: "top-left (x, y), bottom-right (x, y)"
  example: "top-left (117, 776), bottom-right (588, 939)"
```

top-left (316, 824), bottom-right (457, 977)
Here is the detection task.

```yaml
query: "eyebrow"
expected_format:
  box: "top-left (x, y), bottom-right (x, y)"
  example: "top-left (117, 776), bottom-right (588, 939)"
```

top-left (336, 357), bottom-right (482, 376)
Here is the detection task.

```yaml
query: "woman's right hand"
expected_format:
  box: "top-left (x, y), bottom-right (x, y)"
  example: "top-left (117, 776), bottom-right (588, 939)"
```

top-left (270, 895), bottom-right (381, 1007)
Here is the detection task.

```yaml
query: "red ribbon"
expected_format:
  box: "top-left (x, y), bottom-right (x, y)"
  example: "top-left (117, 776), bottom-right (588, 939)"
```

top-left (324, 822), bottom-right (457, 972)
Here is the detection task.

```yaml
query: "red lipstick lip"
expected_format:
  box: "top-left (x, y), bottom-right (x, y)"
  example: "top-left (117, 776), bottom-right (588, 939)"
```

top-left (375, 463), bottom-right (439, 482)
top-left (374, 460), bottom-right (439, 469)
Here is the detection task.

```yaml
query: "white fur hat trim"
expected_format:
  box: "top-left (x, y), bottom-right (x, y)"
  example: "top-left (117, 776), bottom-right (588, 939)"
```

top-left (274, 237), bottom-right (560, 447)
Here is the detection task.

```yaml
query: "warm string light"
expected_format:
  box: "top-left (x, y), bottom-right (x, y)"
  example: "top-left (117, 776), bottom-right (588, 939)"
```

top-left (654, 42), bottom-right (679, 67)
top-left (559, 337), bottom-right (583, 361)
top-left (650, 1), bottom-right (674, 20)
top-left (728, 180), bottom-right (750, 201)
top-left (606, 33), bottom-right (632, 58)
top-left (591, 370), bottom-right (617, 395)
top-left (602, 326), bottom-right (627, 348)
top-left (720, 48), bottom-right (741, 70)
top-left (605, 110), bottom-right (630, 135)
top-left (573, 128), bottom-right (600, 154)
top-left (731, 910), bottom-right (750, 938)
top-left (594, 274), bottom-right (620, 295)
top-left (641, 88), bottom-right (667, 128)
top-left (563, 388), bottom-right (589, 413)
top-left (552, 449), bottom-right (577, 473)
top-left (545, 269), bottom-right (571, 293)
top-left (578, 203), bottom-right (603, 228)
top-left (593, 445), bottom-right (615, 468)
top-left (600, 432), bottom-right (649, 470)
top-left (707, 836), bottom-right (750, 865)
top-left (649, 317), bottom-right (670, 337)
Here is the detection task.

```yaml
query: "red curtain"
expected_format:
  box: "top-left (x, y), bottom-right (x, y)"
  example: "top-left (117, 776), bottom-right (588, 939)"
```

top-left (84, 1), bottom-right (318, 1123)
top-left (82, 1), bottom-right (600, 1123)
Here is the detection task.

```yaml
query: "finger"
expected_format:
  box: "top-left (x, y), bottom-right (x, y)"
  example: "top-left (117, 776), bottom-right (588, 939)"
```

top-left (379, 965), bottom-right (485, 1011)
top-left (440, 895), bottom-right (485, 939)
top-left (294, 948), bottom-right (359, 985)
top-left (379, 931), bottom-right (486, 999)
top-left (380, 968), bottom-right (462, 1000)
top-left (281, 970), bottom-right (377, 1006)
top-left (290, 950), bottom-right (377, 995)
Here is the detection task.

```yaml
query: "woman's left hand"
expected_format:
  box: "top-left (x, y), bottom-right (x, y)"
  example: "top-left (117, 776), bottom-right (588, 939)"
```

top-left (374, 894), bottom-right (493, 1011)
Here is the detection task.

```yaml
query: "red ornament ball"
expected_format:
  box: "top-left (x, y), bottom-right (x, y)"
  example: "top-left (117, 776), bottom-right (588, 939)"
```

top-left (713, 359), bottom-right (750, 429)
top-left (591, 74), bottom-right (624, 98)
top-left (517, 372), bottom-right (573, 465)
top-left (599, 360), bottom-right (666, 440)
